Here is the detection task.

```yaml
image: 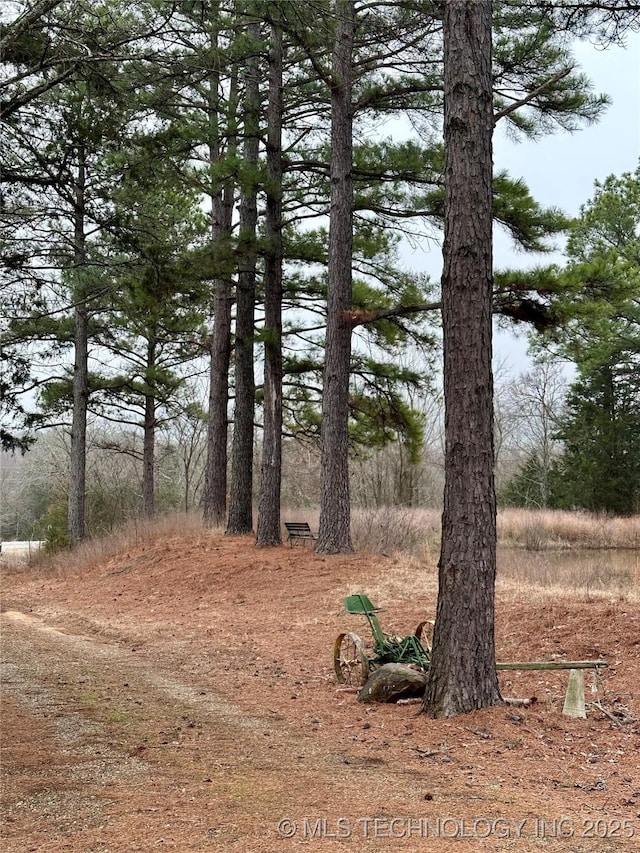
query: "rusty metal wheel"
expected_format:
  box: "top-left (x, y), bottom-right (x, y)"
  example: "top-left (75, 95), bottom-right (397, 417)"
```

top-left (333, 631), bottom-right (370, 686)
top-left (414, 620), bottom-right (433, 656)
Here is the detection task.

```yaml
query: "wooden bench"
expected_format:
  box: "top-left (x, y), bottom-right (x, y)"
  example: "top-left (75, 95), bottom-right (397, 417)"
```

top-left (496, 660), bottom-right (609, 718)
top-left (284, 521), bottom-right (318, 547)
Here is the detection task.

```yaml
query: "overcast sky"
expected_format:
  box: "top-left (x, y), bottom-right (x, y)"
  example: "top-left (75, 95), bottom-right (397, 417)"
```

top-left (410, 31), bottom-right (640, 375)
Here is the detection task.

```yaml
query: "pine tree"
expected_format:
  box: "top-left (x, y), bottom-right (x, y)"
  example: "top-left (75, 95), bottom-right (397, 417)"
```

top-left (256, 15), bottom-right (284, 546)
top-left (227, 11), bottom-right (262, 535)
top-left (316, 0), bottom-right (356, 554)
top-left (423, 0), bottom-right (502, 718)
top-left (553, 360), bottom-right (640, 514)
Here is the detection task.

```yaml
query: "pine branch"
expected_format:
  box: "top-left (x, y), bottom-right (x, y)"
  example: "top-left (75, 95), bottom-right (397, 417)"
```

top-left (493, 66), bottom-right (574, 123)
top-left (0, 0), bottom-right (62, 55)
top-left (347, 302), bottom-right (441, 327)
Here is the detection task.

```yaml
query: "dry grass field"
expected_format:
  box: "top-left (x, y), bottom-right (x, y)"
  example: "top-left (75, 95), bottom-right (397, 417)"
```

top-left (1, 509), bottom-right (639, 852)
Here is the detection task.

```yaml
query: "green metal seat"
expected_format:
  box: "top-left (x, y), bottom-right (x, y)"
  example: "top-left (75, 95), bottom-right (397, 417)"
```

top-left (344, 594), bottom-right (387, 648)
top-left (344, 594), bottom-right (384, 615)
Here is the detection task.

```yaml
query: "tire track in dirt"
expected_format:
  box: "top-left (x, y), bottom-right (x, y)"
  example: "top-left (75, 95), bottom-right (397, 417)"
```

top-left (1, 609), bottom-right (418, 852)
top-left (2, 609), bottom-right (271, 731)
top-left (1, 611), bottom-right (274, 851)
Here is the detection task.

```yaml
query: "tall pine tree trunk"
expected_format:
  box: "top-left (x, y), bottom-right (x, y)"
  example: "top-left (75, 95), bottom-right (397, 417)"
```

top-left (203, 218), bottom-right (232, 528)
top-left (423, 0), bottom-right (501, 718)
top-left (68, 149), bottom-right (88, 544)
top-left (227, 15), bottom-right (260, 536)
top-left (203, 34), bottom-right (236, 528)
top-left (316, 0), bottom-right (355, 554)
top-left (256, 19), bottom-right (283, 547)
top-left (142, 338), bottom-right (156, 519)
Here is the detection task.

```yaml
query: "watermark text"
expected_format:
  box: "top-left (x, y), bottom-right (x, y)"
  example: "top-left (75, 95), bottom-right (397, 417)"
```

top-left (276, 815), bottom-right (636, 841)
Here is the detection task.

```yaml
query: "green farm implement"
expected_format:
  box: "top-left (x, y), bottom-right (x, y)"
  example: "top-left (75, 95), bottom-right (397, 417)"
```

top-left (333, 593), bottom-right (431, 687)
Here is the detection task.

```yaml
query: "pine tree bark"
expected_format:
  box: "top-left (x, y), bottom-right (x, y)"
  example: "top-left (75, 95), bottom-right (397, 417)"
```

top-left (256, 19), bottom-right (283, 547)
top-left (316, 0), bottom-right (355, 555)
top-left (203, 32), bottom-right (236, 529)
top-left (423, 0), bottom-right (502, 718)
top-left (227, 15), bottom-right (260, 536)
top-left (141, 338), bottom-right (156, 519)
top-left (203, 218), bottom-right (233, 529)
top-left (68, 149), bottom-right (88, 544)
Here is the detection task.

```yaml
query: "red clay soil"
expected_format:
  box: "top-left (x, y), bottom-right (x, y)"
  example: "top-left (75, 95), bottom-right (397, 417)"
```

top-left (1, 531), bottom-right (639, 852)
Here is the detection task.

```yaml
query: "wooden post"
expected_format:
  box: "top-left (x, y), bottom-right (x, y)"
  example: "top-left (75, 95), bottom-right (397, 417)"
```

top-left (563, 670), bottom-right (587, 719)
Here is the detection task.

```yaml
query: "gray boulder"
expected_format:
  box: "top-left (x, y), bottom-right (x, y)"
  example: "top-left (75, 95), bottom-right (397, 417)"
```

top-left (357, 663), bottom-right (427, 703)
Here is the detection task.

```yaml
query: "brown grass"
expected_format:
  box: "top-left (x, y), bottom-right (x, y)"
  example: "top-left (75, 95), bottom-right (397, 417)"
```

top-left (498, 508), bottom-right (640, 550)
top-left (497, 546), bottom-right (639, 602)
top-left (17, 511), bottom-right (208, 575)
top-left (350, 506), bottom-right (440, 557)
top-left (351, 507), bottom-right (640, 554)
